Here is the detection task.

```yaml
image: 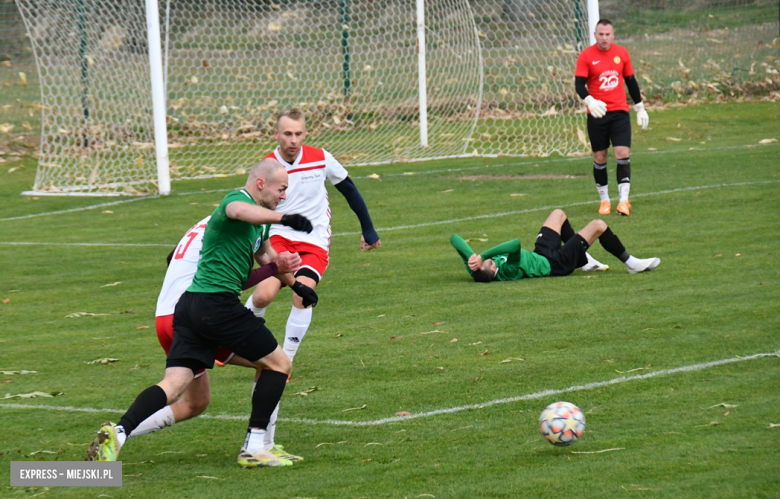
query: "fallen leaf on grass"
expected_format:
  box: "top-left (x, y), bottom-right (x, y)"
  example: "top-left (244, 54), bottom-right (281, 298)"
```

top-left (157, 451), bottom-right (184, 455)
top-left (615, 365), bottom-right (650, 374)
top-left (196, 454), bottom-right (207, 457)
top-left (335, 333), bottom-right (343, 337)
top-left (436, 367), bottom-right (444, 370)
top-left (735, 253), bottom-right (742, 257)
top-left (292, 386), bottom-right (318, 396)
top-left (449, 338), bottom-right (458, 343)
top-left (136, 326), bottom-right (149, 330)
top-left (723, 411), bottom-right (730, 416)
top-left (367, 174), bottom-right (380, 179)
top-left (707, 403), bottom-right (737, 409)
top-left (101, 282), bottom-right (122, 287)
top-left (470, 341), bottom-right (482, 345)
top-left (390, 336), bottom-right (402, 340)
top-left (316, 442), bottom-right (333, 448)
top-left (341, 404), bottom-right (367, 412)
top-left (417, 495), bottom-right (435, 498)
top-left (420, 330), bottom-right (446, 335)
top-left (769, 423), bottom-right (780, 428)
top-left (666, 137), bottom-right (682, 141)
top-left (439, 189), bottom-right (454, 193)
top-left (65, 312), bottom-right (109, 318)
top-left (365, 442), bottom-right (383, 446)
top-left (499, 358), bottom-right (524, 364)
top-left (465, 238), bottom-right (488, 243)
top-left (2, 298), bottom-right (8, 304)
top-left (102, 210), bottom-right (113, 214)
top-left (395, 411), bottom-right (411, 416)
top-left (621, 485), bottom-right (652, 491)
top-left (758, 138), bottom-right (777, 144)
top-left (2, 380), bottom-right (12, 383)
top-left (4, 391), bottom-right (62, 399)
top-left (0, 370), bottom-right (37, 375)
top-left (571, 447), bottom-right (625, 454)
top-left (510, 193), bottom-right (526, 197)
top-left (28, 450), bottom-right (57, 456)
top-left (480, 350), bottom-right (489, 356)
top-left (87, 358), bottom-right (119, 365)
top-left (432, 321), bottom-right (445, 326)
top-left (377, 314), bottom-right (386, 318)
top-left (197, 476), bottom-right (222, 480)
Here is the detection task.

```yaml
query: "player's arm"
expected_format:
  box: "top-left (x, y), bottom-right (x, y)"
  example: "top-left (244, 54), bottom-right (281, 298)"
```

top-left (574, 53), bottom-right (606, 118)
top-left (226, 201), bottom-right (313, 233)
top-left (334, 176), bottom-right (381, 251)
top-left (624, 74), bottom-right (649, 129)
top-left (480, 239), bottom-right (521, 262)
top-left (450, 234), bottom-right (476, 274)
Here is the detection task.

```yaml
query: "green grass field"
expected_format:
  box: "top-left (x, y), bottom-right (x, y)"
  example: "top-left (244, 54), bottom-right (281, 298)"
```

top-left (1, 101), bottom-right (779, 498)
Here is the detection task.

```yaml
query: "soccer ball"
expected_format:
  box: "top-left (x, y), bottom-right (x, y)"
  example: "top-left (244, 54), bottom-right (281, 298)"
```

top-left (539, 401), bottom-right (586, 446)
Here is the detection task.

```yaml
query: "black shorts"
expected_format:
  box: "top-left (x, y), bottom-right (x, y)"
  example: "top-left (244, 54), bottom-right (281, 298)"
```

top-left (167, 291), bottom-right (279, 372)
top-left (587, 110), bottom-right (631, 152)
top-left (533, 227), bottom-right (589, 277)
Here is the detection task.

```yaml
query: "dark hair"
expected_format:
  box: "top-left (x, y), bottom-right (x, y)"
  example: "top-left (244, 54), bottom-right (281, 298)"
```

top-left (596, 19), bottom-right (613, 28)
top-left (472, 269), bottom-right (495, 283)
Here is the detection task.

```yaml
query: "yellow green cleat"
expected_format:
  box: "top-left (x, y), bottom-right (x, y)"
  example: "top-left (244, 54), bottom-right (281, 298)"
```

top-left (85, 422), bottom-right (121, 461)
top-left (269, 444), bottom-right (303, 462)
top-left (237, 448), bottom-right (292, 468)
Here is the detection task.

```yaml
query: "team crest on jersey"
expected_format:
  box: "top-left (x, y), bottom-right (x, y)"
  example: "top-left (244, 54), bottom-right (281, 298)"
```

top-left (613, 56), bottom-right (621, 64)
top-left (253, 237), bottom-right (262, 253)
top-left (598, 70), bottom-right (620, 91)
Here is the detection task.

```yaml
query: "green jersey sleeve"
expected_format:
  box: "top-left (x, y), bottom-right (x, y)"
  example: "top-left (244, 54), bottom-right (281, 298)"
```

top-left (450, 234), bottom-right (476, 276)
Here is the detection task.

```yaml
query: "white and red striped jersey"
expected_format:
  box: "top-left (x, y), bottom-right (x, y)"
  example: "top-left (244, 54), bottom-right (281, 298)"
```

top-left (265, 145), bottom-right (349, 251)
top-left (155, 216), bottom-right (210, 317)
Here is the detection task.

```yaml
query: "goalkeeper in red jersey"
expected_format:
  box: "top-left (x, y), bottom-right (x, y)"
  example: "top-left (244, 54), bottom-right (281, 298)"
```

top-left (451, 209), bottom-right (660, 283)
top-left (575, 19), bottom-right (649, 217)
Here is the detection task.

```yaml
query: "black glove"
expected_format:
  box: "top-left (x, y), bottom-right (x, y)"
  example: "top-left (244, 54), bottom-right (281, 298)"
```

top-left (280, 213), bottom-right (313, 233)
top-left (291, 281), bottom-right (318, 308)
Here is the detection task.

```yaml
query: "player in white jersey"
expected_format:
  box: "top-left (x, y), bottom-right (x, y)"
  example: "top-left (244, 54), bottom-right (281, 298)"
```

top-left (245, 108), bottom-right (381, 450)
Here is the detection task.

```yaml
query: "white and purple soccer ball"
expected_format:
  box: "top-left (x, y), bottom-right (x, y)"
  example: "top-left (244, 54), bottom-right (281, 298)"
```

top-left (539, 401), bottom-right (586, 446)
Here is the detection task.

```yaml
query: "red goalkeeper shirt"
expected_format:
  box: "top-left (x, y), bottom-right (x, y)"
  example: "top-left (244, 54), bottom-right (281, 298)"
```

top-left (575, 43), bottom-right (634, 113)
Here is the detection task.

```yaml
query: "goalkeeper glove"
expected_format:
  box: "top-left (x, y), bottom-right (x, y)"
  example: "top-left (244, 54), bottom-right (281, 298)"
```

top-left (291, 281), bottom-right (318, 308)
top-left (583, 95), bottom-right (607, 118)
top-left (280, 214), bottom-right (313, 233)
top-left (634, 102), bottom-right (649, 130)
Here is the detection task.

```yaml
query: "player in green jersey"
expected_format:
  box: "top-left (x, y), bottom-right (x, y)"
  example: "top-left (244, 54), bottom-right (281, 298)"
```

top-left (87, 158), bottom-right (316, 467)
top-left (452, 209), bottom-right (660, 283)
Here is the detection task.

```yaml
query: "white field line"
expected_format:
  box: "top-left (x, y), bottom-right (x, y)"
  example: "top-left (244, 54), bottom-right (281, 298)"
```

top-left (1, 179), bottom-right (777, 248)
top-left (1, 350), bottom-right (777, 426)
top-left (331, 179), bottom-right (780, 236)
top-left (2, 142), bottom-right (775, 222)
top-left (0, 197), bottom-right (150, 222)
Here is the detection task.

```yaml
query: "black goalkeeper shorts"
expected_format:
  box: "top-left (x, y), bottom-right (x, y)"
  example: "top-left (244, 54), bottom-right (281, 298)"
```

top-left (587, 110), bottom-right (631, 152)
top-left (534, 227), bottom-right (589, 277)
top-left (167, 291), bottom-right (279, 373)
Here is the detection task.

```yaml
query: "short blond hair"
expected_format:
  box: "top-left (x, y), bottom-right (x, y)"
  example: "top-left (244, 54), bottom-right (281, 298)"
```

top-left (276, 109), bottom-right (305, 129)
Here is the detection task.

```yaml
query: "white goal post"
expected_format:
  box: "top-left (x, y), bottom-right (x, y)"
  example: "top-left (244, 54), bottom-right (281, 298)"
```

top-left (18, 0), bottom-right (593, 196)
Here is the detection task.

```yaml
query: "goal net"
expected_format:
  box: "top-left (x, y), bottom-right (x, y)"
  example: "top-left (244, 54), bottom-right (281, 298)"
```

top-left (18, 0), bottom-right (591, 196)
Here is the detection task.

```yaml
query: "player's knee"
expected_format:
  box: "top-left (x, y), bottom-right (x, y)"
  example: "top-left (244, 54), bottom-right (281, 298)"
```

top-left (188, 391), bottom-right (211, 417)
top-left (252, 291), bottom-right (273, 308)
top-left (590, 219), bottom-right (608, 234)
top-left (551, 209), bottom-right (566, 220)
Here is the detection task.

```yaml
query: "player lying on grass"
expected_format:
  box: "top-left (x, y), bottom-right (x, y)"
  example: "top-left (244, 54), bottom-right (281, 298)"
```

top-left (86, 159), bottom-right (315, 467)
top-left (451, 209), bottom-right (660, 283)
top-left (120, 213), bottom-right (316, 464)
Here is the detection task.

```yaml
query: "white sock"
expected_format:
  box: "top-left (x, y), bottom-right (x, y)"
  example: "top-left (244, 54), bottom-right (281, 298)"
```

top-left (618, 182), bottom-right (630, 202)
top-left (244, 428), bottom-right (266, 454)
top-left (283, 306), bottom-right (313, 362)
top-left (115, 425), bottom-right (127, 448)
top-left (128, 405), bottom-right (175, 438)
top-left (245, 295), bottom-right (266, 318)
top-left (625, 255), bottom-right (639, 268)
top-left (597, 185), bottom-right (610, 203)
top-left (264, 404), bottom-right (280, 450)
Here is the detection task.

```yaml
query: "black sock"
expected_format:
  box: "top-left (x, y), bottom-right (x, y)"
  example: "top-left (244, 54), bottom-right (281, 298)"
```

top-left (248, 370), bottom-right (288, 430)
top-left (598, 227), bottom-right (630, 263)
top-left (616, 158), bottom-right (631, 184)
top-left (560, 218), bottom-right (576, 243)
top-left (593, 162), bottom-right (608, 187)
top-left (117, 385), bottom-right (168, 435)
